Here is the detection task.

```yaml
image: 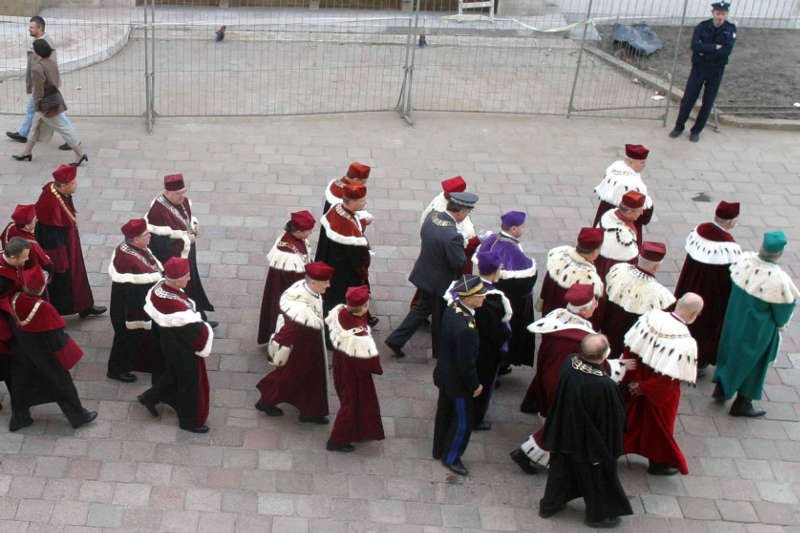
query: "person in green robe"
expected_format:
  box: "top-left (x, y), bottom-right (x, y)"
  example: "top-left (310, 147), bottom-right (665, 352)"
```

top-left (714, 231), bottom-right (798, 417)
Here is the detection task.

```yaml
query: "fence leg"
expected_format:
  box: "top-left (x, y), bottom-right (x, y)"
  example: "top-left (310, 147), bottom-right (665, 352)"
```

top-left (566, 0), bottom-right (594, 118)
top-left (664, 0), bottom-right (690, 127)
top-left (396, 0), bottom-right (420, 125)
top-left (149, 0), bottom-right (157, 128)
top-left (144, 2), bottom-right (152, 133)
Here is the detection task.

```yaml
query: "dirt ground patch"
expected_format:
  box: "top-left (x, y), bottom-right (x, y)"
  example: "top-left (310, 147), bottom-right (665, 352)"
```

top-left (595, 25), bottom-right (800, 119)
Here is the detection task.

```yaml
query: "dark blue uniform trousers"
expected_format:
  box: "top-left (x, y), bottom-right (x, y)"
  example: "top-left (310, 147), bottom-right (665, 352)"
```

top-left (676, 66), bottom-right (725, 134)
top-left (432, 389), bottom-right (474, 465)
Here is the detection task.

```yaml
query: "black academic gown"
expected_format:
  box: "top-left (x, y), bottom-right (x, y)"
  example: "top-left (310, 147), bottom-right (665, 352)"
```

top-left (473, 290), bottom-right (510, 425)
top-left (539, 355), bottom-right (632, 523)
top-left (495, 275), bottom-right (537, 366)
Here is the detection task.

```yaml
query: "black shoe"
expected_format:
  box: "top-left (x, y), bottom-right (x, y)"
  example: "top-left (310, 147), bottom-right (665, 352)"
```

top-left (585, 516), bottom-right (621, 528)
top-left (510, 448), bottom-right (538, 475)
top-left (70, 154), bottom-right (88, 167)
top-left (207, 320), bottom-right (219, 329)
top-left (712, 382), bottom-right (725, 402)
top-left (183, 425), bottom-right (210, 434)
top-left (367, 315), bottom-right (379, 327)
top-left (443, 458), bottom-right (468, 476)
top-left (498, 365), bottom-right (512, 376)
top-left (385, 340), bottom-right (405, 359)
top-left (9, 415), bottom-right (34, 432)
top-left (647, 462), bottom-right (679, 476)
top-left (538, 504), bottom-right (565, 519)
top-left (254, 400), bottom-right (283, 417)
top-left (326, 441), bottom-right (355, 453)
top-left (107, 371), bottom-right (137, 383)
top-left (689, 132), bottom-right (700, 143)
top-left (58, 142), bottom-right (71, 151)
top-left (138, 394), bottom-right (159, 417)
top-left (696, 367), bottom-right (706, 379)
top-left (6, 131), bottom-right (27, 142)
top-left (729, 396), bottom-right (766, 418)
top-left (668, 127), bottom-right (683, 139)
top-left (72, 410), bottom-right (98, 429)
top-left (79, 305), bottom-right (107, 318)
top-left (12, 154), bottom-right (32, 161)
top-left (473, 420), bottom-right (492, 431)
top-left (298, 414), bottom-right (329, 424)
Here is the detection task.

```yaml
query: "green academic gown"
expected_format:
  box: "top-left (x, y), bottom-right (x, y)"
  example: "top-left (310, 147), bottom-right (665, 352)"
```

top-left (714, 253), bottom-right (797, 401)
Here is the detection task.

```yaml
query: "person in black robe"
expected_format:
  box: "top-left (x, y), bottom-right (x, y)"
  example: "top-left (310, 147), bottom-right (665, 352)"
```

top-left (8, 265), bottom-right (96, 431)
top-left (539, 333), bottom-right (632, 528)
top-left (0, 237), bottom-right (31, 412)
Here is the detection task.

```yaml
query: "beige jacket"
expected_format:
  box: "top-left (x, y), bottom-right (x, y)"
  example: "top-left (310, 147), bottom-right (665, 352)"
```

top-left (31, 57), bottom-right (67, 117)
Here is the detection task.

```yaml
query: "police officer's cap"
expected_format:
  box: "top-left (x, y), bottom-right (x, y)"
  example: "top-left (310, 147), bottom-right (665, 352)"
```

top-left (449, 191), bottom-right (479, 209)
top-left (453, 274), bottom-right (488, 298)
top-left (711, 1), bottom-right (730, 11)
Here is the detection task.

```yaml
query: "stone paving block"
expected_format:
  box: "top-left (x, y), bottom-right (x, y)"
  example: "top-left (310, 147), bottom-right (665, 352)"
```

top-left (161, 510), bottom-right (201, 533)
top-left (42, 478), bottom-right (82, 501)
top-left (677, 496), bottom-right (721, 521)
top-left (272, 516), bottom-right (310, 533)
top-left (440, 504), bottom-right (481, 528)
top-left (50, 500), bottom-right (90, 527)
top-left (640, 494), bottom-right (683, 518)
top-left (8, 476), bottom-right (46, 499)
top-left (15, 499), bottom-right (54, 522)
top-left (86, 502), bottom-right (124, 528)
top-left (756, 481), bottom-right (798, 504)
top-left (197, 511), bottom-right (237, 533)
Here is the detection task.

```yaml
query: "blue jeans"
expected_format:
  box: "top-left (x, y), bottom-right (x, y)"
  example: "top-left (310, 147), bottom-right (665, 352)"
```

top-left (20, 95), bottom-right (72, 138)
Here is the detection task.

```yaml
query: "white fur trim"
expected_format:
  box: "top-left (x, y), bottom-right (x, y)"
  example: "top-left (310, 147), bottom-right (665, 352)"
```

top-left (685, 227), bottom-right (742, 265)
top-left (268, 336), bottom-right (292, 367)
top-left (521, 435), bottom-right (549, 468)
top-left (527, 308), bottom-right (595, 335)
top-left (143, 285), bottom-right (204, 328)
top-left (124, 320), bottom-right (152, 330)
top-left (266, 236), bottom-right (309, 273)
top-left (146, 198), bottom-right (192, 259)
top-left (599, 210), bottom-right (639, 261)
top-left (195, 323), bottom-right (213, 358)
top-left (443, 282), bottom-right (512, 322)
top-left (356, 210), bottom-right (373, 224)
top-left (190, 216), bottom-right (199, 232)
top-left (606, 264), bottom-right (675, 315)
top-left (499, 262), bottom-right (538, 280)
top-left (108, 250), bottom-right (163, 284)
top-left (279, 280), bottom-right (324, 330)
top-left (545, 246), bottom-right (604, 295)
top-left (324, 304), bottom-right (379, 359)
top-left (320, 211), bottom-right (368, 247)
top-left (325, 179), bottom-right (342, 208)
top-left (594, 160), bottom-right (653, 208)
top-left (624, 310), bottom-right (697, 383)
top-left (730, 252), bottom-right (799, 305)
top-left (606, 359), bottom-right (627, 383)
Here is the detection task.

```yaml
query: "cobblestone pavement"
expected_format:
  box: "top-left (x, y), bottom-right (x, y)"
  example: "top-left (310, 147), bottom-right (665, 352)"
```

top-left (1, 112), bottom-right (799, 532)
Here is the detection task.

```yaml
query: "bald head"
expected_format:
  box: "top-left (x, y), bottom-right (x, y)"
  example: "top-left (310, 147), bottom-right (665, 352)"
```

top-left (675, 293), bottom-right (704, 324)
top-left (581, 334), bottom-right (610, 363)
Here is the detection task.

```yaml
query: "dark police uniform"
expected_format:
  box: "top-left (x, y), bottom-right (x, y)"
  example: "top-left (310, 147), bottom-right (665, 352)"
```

top-left (432, 300), bottom-right (481, 471)
top-left (673, 8), bottom-right (736, 137)
top-left (385, 201), bottom-right (470, 358)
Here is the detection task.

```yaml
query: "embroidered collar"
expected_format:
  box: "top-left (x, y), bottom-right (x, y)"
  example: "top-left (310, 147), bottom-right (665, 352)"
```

top-left (49, 183), bottom-right (77, 223)
top-left (11, 292), bottom-right (43, 327)
top-left (156, 194), bottom-right (191, 230)
top-left (334, 204), bottom-right (364, 234)
top-left (154, 281), bottom-right (194, 309)
top-left (571, 355), bottom-right (607, 377)
top-left (120, 243), bottom-right (160, 271)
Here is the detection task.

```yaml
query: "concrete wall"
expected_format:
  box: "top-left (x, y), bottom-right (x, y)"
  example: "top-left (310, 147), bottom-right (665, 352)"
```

top-left (0, 0), bottom-right (134, 15)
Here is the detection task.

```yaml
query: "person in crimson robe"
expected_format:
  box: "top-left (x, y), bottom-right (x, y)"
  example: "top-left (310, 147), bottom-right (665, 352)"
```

top-left (476, 210), bottom-right (537, 370)
top-left (7, 265), bottom-right (96, 431)
top-left (714, 231), bottom-right (798, 418)
top-left (325, 285), bottom-right (384, 452)
top-left (107, 219), bottom-right (163, 383)
top-left (602, 241), bottom-right (675, 358)
top-left (34, 165), bottom-right (105, 317)
top-left (592, 143), bottom-right (653, 231)
top-left (257, 210), bottom-right (315, 345)
top-left (674, 201), bottom-right (742, 375)
top-left (594, 190), bottom-right (646, 281)
top-left (0, 237), bottom-right (32, 412)
top-left (432, 275), bottom-right (486, 477)
top-left (146, 173), bottom-right (215, 326)
top-left (445, 251), bottom-right (512, 430)
top-left (137, 257), bottom-right (214, 433)
top-left (385, 192), bottom-right (475, 359)
top-left (255, 261), bottom-right (334, 424)
top-left (316, 183), bottom-right (371, 318)
top-left (621, 294), bottom-right (703, 475)
top-left (1, 204), bottom-right (54, 279)
top-left (538, 227), bottom-right (604, 321)
top-left (316, 162), bottom-right (372, 262)
top-left (537, 334), bottom-right (632, 528)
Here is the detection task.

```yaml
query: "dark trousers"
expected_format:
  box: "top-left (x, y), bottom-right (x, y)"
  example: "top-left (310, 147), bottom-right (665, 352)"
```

top-left (432, 389), bottom-right (473, 465)
top-left (108, 319), bottom-right (136, 376)
top-left (675, 66), bottom-right (725, 134)
top-left (385, 289), bottom-right (444, 357)
top-left (10, 348), bottom-right (85, 426)
top-left (474, 353), bottom-right (500, 425)
top-left (140, 352), bottom-right (199, 430)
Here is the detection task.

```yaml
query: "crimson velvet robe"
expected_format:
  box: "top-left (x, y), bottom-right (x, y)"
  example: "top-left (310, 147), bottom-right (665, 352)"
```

top-left (621, 350), bottom-right (688, 474)
top-left (521, 328), bottom-right (588, 416)
top-left (328, 307), bottom-right (384, 446)
top-left (257, 233), bottom-right (308, 344)
top-left (34, 182), bottom-right (94, 315)
top-left (1, 223), bottom-right (54, 279)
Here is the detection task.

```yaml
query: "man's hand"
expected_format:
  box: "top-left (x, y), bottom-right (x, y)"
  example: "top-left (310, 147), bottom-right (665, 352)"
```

top-left (473, 384), bottom-right (484, 398)
top-left (622, 359), bottom-right (638, 371)
top-left (628, 382), bottom-right (641, 396)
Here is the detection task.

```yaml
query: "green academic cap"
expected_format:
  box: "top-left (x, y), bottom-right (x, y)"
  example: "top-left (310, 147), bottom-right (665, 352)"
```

top-left (762, 231), bottom-right (787, 254)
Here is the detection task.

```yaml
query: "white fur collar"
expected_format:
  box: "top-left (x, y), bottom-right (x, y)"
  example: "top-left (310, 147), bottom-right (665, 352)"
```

top-left (545, 245), bottom-right (604, 295)
top-left (443, 281), bottom-right (513, 322)
top-left (279, 279), bottom-right (324, 330)
top-left (606, 263), bottom-right (676, 314)
top-left (324, 304), bottom-right (379, 359)
top-left (527, 308), bottom-right (595, 335)
top-left (108, 247), bottom-right (164, 285)
top-left (320, 206), bottom-right (368, 247)
top-left (685, 227), bottom-right (742, 265)
top-left (266, 235), bottom-right (310, 273)
top-left (624, 310), bottom-right (697, 383)
top-left (730, 252), bottom-right (799, 305)
top-left (599, 210), bottom-right (639, 261)
top-left (143, 284), bottom-right (204, 328)
top-left (594, 160), bottom-right (653, 207)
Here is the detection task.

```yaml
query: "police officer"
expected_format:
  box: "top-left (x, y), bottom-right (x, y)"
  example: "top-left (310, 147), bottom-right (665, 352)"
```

top-left (432, 275), bottom-right (486, 476)
top-left (384, 191), bottom-right (479, 359)
top-left (669, 1), bottom-right (736, 143)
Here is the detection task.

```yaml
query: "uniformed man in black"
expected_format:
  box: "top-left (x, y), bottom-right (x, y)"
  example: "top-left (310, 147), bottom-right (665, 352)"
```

top-left (669, 1), bottom-right (736, 142)
top-left (432, 275), bottom-right (486, 476)
top-left (384, 191), bottom-right (478, 359)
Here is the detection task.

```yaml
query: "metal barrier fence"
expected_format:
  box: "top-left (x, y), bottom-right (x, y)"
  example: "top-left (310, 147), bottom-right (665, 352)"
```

top-left (0, 0), bottom-right (797, 131)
